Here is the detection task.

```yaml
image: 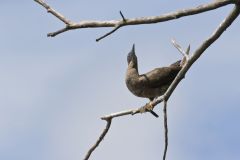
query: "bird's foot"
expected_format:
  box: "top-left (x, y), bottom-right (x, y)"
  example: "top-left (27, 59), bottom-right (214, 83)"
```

top-left (139, 103), bottom-right (152, 113)
top-left (145, 102), bottom-right (154, 111)
top-left (139, 103), bottom-right (159, 118)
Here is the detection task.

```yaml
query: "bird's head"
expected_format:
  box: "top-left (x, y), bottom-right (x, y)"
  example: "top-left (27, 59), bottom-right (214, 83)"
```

top-left (127, 44), bottom-right (137, 65)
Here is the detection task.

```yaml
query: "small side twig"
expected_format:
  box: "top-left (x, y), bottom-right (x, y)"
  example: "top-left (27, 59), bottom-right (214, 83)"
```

top-left (119, 11), bottom-right (126, 21)
top-left (47, 27), bottom-right (69, 37)
top-left (96, 25), bottom-right (122, 42)
top-left (95, 10), bottom-right (127, 41)
top-left (34, 0), bottom-right (72, 25)
top-left (163, 100), bottom-right (168, 160)
top-left (83, 118), bottom-right (112, 160)
top-left (101, 109), bottom-right (139, 120)
top-left (171, 39), bottom-right (191, 60)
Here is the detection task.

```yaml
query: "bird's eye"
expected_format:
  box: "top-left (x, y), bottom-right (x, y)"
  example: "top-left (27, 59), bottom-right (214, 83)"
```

top-left (127, 55), bottom-right (131, 63)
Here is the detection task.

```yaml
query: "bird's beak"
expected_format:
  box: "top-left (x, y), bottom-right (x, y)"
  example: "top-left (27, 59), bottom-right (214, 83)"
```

top-left (131, 44), bottom-right (135, 54)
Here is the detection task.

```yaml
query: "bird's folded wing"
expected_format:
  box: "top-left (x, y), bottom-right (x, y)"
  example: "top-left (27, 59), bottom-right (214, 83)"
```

top-left (139, 66), bottom-right (181, 88)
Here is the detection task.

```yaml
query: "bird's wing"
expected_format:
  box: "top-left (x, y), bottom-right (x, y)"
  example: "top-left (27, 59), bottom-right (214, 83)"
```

top-left (139, 66), bottom-right (181, 88)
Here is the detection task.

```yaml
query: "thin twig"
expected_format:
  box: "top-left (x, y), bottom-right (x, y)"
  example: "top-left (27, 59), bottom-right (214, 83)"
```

top-left (34, 0), bottom-right (236, 39)
top-left (119, 11), bottom-right (126, 21)
top-left (47, 27), bottom-right (69, 37)
top-left (83, 119), bottom-right (112, 160)
top-left (34, 0), bottom-right (72, 25)
top-left (96, 10), bottom-right (128, 41)
top-left (171, 39), bottom-right (190, 60)
top-left (163, 100), bottom-right (168, 160)
top-left (101, 109), bottom-right (139, 120)
top-left (96, 25), bottom-right (122, 42)
top-left (101, 105), bottom-right (159, 120)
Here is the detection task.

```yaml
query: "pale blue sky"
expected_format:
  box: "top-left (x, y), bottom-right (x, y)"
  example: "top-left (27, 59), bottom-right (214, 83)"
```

top-left (0, 1), bottom-right (240, 160)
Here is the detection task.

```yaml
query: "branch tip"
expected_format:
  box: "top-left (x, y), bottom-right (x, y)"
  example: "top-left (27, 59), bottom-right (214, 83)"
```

top-left (149, 110), bottom-right (159, 118)
top-left (96, 25), bottom-right (121, 42)
top-left (119, 10), bottom-right (126, 21)
top-left (83, 119), bottom-right (112, 160)
top-left (186, 44), bottom-right (191, 55)
top-left (171, 39), bottom-right (190, 59)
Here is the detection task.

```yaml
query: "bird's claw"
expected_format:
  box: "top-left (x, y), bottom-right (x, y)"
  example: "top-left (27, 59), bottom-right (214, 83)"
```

top-left (139, 103), bottom-right (159, 118)
top-left (139, 103), bottom-right (153, 113)
top-left (146, 102), bottom-right (154, 111)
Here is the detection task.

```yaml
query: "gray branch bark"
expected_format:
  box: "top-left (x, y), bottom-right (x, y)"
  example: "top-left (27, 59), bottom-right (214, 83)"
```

top-left (35, 0), bottom-right (237, 41)
top-left (83, 119), bottom-right (112, 160)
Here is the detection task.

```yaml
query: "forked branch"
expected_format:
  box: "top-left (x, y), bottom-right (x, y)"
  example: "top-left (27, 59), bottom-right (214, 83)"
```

top-left (34, 0), bottom-right (237, 41)
top-left (83, 4), bottom-right (240, 160)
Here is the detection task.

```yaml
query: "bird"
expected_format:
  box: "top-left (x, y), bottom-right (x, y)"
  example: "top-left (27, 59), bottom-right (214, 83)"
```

top-left (125, 44), bottom-right (185, 117)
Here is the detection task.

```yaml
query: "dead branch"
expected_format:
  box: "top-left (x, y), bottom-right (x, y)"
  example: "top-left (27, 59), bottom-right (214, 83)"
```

top-left (171, 39), bottom-right (190, 60)
top-left (83, 119), bottom-right (112, 160)
top-left (34, 0), bottom-right (236, 40)
top-left (163, 101), bottom-right (168, 160)
top-left (82, 4), bottom-right (240, 160)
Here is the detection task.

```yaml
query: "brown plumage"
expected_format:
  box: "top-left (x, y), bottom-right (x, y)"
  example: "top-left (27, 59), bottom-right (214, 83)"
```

top-left (125, 44), bottom-right (184, 101)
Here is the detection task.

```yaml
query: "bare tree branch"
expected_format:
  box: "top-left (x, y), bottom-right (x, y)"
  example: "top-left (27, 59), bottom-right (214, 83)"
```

top-left (83, 4), bottom-right (240, 160)
top-left (83, 119), bottom-right (112, 160)
top-left (171, 39), bottom-right (190, 60)
top-left (34, 0), bottom-right (236, 40)
top-left (163, 101), bottom-right (168, 160)
top-left (47, 27), bottom-right (69, 37)
top-left (101, 109), bottom-right (139, 120)
top-left (34, 0), bottom-right (72, 25)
